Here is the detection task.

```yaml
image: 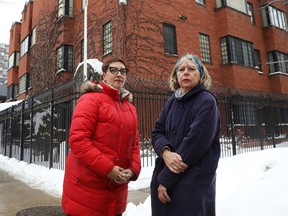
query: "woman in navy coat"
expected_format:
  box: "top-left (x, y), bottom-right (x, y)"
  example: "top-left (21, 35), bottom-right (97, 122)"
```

top-left (151, 54), bottom-right (221, 216)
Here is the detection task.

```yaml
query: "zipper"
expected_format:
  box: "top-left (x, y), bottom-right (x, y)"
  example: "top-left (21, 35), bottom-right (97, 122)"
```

top-left (119, 100), bottom-right (123, 109)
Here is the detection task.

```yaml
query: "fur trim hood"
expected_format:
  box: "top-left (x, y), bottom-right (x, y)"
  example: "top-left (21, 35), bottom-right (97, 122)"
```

top-left (80, 80), bottom-right (133, 102)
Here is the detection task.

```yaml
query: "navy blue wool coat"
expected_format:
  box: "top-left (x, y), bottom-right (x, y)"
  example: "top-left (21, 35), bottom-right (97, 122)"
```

top-left (151, 84), bottom-right (221, 216)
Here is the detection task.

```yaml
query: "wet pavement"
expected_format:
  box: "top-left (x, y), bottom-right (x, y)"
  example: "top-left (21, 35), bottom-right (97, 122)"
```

top-left (0, 170), bottom-right (62, 216)
top-left (0, 170), bottom-right (150, 216)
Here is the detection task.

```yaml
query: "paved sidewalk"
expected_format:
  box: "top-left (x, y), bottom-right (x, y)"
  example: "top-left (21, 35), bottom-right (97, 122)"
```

top-left (0, 170), bottom-right (150, 216)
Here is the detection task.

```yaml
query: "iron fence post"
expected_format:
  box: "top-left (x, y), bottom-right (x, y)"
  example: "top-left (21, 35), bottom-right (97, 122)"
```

top-left (29, 96), bottom-right (34, 163)
top-left (257, 106), bottom-right (264, 150)
top-left (9, 106), bottom-right (14, 158)
top-left (269, 98), bottom-right (276, 148)
top-left (49, 89), bottom-right (54, 169)
top-left (228, 89), bottom-right (237, 155)
top-left (20, 102), bottom-right (25, 161)
top-left (4, 109), bottom-right (9, 156)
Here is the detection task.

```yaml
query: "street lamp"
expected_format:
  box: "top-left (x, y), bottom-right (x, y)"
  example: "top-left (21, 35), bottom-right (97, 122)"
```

top-left (83, 0), bottom-right (88, 81)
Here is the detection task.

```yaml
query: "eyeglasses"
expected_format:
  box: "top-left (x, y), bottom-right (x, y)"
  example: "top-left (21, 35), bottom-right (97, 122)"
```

top-left (108, 67), bottom-right (129, 75)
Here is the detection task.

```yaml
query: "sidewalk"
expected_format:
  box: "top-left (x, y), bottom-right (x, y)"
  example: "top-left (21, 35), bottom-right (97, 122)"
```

top-left (0, 170), bottom-right (150, 216)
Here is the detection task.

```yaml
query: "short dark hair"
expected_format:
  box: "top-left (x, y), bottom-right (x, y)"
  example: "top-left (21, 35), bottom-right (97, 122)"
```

top-left (102, 58), bottom-right (127, 72)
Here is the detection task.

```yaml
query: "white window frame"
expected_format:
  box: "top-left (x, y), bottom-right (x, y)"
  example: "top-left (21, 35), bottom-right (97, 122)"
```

top-left (246, 2), bottom-right (255, 25)
top-left (262, 5), bottom-right (287, 31)
top-left (58, 0), bottom-right (73, 17)
top-left (56, 45), bottom-right (73, 72)
top-left (163, 23), bottom-right (177, 55)
top-left (20, 36), bottom-right (30, 57)
top-left (268, 51), bottom-right (288, 74)
top-left (19, 74), bottom-right (28, 94)
top-left (216, 0), bottom-right (247, 13)
top-left (199, 33), bottom-right (211, 63)
top-left (220, 36), bottom-right (254, 67)
top-left (8, 52), bottom-right (20, 69)
top-left (103, 21), bottom-right (113, 55)
top-left (196, 0), bottom-right (205, 5)
top-left (31, 27), bottom-right (36, 47)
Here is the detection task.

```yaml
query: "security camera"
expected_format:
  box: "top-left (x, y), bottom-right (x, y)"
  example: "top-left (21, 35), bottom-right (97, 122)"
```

top-left (179, 15), bottom-right (187, 20)
top-left (119, 0), bottom-right (127, 5)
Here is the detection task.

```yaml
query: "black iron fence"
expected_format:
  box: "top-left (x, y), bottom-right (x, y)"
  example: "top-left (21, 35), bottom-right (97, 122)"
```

top-left (0, 78), bottom-right (288, 169)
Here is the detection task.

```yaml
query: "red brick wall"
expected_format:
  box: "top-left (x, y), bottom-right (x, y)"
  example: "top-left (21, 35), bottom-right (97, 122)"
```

top-left (20, 2), bottom-right (33, 42)
top-left (18, 54), bottom-right (30, 78)
top-left (269, 75), bottom-right (288, 94)
top-left (6, 67), bottom-right (18, 85)
top-left (8, 23), bottom-right (21, 55)
top-left (8, 0), bottom-right (288, 98)
top-left (7, 23), bottom-right (21, 88)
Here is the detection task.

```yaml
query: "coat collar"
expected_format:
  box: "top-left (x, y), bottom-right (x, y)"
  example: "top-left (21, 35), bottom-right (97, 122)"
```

top-left (100, 81), bottom-right (133, 102)
top-left (174, 84), bottom-right (205, 101)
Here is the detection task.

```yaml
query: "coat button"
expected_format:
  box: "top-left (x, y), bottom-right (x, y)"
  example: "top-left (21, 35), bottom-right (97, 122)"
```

top-left (172, 130), bottom-right (176, 134)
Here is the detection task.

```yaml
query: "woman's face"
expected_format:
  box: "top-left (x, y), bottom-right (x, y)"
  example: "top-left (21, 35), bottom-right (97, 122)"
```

top-left (177, 59), bottom-right (200, 94)
top-left (103, 61), bottom-right (127, 90)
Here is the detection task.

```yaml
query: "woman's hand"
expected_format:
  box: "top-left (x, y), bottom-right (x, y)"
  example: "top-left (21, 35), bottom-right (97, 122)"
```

top-left (107, 167), bottom-right (134, 184)
top-left (158, 184), bottom-right (171, 204)
top-left (162, 149), bottom-right (188, 174)
top-left (117, 169), bottom-right (135, 183)
top-left (107, 166), bottom-right (124, 182)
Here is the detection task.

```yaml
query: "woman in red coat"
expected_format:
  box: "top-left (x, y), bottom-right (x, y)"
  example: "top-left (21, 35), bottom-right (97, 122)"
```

top-left (62, 58), bottom-right (141, 216)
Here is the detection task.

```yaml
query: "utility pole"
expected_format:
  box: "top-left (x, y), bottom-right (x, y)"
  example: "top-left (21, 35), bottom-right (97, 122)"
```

top-left (83, 0), bottom-right (88, 81)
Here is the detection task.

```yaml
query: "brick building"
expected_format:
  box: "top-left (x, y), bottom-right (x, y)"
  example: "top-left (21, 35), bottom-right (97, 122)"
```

top-left (6, 0), bottom-right (288, 100)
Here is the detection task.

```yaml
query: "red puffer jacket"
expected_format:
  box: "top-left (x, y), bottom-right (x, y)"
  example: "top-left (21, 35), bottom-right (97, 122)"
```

top-left (62, 82), bottom-right (141, 216)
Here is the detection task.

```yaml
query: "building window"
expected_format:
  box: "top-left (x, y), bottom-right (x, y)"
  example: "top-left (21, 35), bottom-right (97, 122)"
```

top-left (103, 21), bottom-right (112, 55)
top-left (20, 36), bottom-right (30, 57)
top-left (268, 51), bottom-right (288, 74)
top-left (58, 0), bottom-right (73, 17)
top-left (261, 5), bottom-right (287, 31)
top-left (31, 28), bottom-right (36, 47)
top-left (247, 2), bottom-right (255, 25)
top-left (56, 45), bottom-right (73, 72)
top-left (199, 33), bottom-right (211, 63)
top-left (220, 38), bottom-right (229, 64)
top-left (220, 36), bottom-right (254, 67)
top-left (19, 73), bottom-right (30, 94)
top-left (8, 52), bottom-right (20, 69)
top-left (216, 0), bottom-right (247, 13)
top-left (7, 84), bottom-right (18, 101)
top-left (196, 0), bottom-right (205, 5)
top-left (163, 23), bottom-right (177, 55)
top-left (254, 49), bottom-right (262, 71)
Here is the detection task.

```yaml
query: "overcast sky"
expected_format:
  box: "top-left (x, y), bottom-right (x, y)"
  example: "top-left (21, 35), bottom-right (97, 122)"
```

top-left (0, 0), bottom-right (27, 44)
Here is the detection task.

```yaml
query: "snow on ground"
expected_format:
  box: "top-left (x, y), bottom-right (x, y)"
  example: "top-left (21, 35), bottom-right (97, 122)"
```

top-left (1, 146), bottom-right (288, 216)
